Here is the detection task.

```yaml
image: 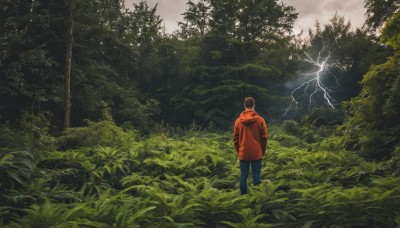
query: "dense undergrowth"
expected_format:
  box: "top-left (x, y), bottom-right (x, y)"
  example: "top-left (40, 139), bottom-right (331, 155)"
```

top-left (1, 118), bottom-right (400, 227)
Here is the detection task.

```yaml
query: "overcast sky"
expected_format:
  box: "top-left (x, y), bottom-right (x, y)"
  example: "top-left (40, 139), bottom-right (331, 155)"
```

top-left (125, 0), bottom-right (366, 34)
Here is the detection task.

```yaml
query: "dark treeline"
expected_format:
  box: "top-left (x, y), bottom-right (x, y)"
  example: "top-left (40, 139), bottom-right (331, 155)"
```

top-left (0, 0), bottom-right (399, 157)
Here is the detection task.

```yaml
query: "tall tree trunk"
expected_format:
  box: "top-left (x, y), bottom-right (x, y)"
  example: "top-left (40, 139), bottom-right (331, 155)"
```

top-left (64, 0), bottom-right (73, 129)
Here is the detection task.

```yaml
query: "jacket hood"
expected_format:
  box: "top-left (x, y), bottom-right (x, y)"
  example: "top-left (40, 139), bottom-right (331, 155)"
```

top-left (239, 110), bottom-right (258, 125)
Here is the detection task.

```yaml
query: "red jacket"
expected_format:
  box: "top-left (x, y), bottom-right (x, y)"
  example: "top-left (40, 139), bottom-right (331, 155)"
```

top-left (233, 110), bottom-right (268, 161)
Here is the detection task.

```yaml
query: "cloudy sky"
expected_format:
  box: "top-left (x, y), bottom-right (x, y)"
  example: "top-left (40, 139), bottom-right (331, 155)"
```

top-left (125, 0), bottom-right (366, 34)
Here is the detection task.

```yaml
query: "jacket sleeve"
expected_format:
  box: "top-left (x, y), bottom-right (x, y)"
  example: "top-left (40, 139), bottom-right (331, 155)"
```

top-left (260, 119), bottom-right (268, 155)
top-left (232, 120), bottom-right (239, 152)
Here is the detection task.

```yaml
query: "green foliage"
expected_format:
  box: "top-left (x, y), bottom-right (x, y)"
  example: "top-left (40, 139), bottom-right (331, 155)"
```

top-left (1, 120), bottom-right (399, 227)
top-left (339, 11), bottom-right (400, 160)
top-left (0, 150), bottom-right (35, 191)
top-left (381, 12), bottom-right (400, 50)
top-left (0, 112), bottom-right (58, 155)
top-left (19, 112), bottom-right (57, 152)
top-left (160, 0), bottom-right (300, 127)
top-left (294, 178), bottom-right (400, 227)
top-left (91, 146), bottom-right (132, 189)
top-left (59, 120), bottom-right (135, 149)
top-left (0, 0), bottom-right (160, 130)
top-left (271, 120), bottom-right (321, 146)
top-left (383, 146), bottom-right (400, 176)
top-left (341, 52), bottom-right (400, 159)
top-left (15, 200), bottom-right (79, 228)
top-left (301, 107), bottom-right (345, 126)
top-left (0, 120), bottom-right (16, 148)
top-left (0, 1), bottom-right (64, 119)
top-left (364, 0), bottom-right (400, 30)
top-left (0, 112), bottom-right (57, 152)
top-left (170, 63), bottom-right (280, 127)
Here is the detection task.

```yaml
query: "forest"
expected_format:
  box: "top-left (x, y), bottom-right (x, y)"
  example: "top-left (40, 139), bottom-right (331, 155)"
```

top-left (0, 0), bottom-right (399, 227)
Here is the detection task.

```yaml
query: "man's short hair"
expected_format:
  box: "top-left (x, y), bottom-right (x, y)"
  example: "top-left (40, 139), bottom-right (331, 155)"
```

top-left (244, 97), bottom-right (255, 108)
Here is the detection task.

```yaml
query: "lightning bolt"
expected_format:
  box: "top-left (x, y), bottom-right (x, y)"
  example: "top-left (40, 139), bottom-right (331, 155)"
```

top-left (282, 48), bottom-right (341, 116)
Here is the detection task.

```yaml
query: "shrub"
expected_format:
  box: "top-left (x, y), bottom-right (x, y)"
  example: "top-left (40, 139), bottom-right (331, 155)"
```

top-left (271, 133), bottom-right (307, 148)
top-left (0, 120), bottom-right (16, 148)
top-left (19, 112), bottom-right (57, 152)
top-left (280, 120), bottom-right (317, 143)
top-left (59, 121), bottom-right (136, 149)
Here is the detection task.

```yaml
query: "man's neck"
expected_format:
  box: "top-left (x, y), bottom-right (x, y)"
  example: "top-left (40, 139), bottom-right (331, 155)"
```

top-left (245, 107), bottom-right (255, 111)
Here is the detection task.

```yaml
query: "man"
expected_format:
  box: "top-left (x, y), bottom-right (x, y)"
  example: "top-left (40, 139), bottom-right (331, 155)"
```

top-left (233, 97), bottom-right (268, 195)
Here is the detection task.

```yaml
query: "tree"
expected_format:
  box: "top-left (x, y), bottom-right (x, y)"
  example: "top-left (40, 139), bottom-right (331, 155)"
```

top-left (0, 0), bottom-right (65, 120)
top-left (124, 1), bottom-right (162, 91)
top-left (0, 0), bottom-right (159, 131)
top-left (168, 0), bottom-right (298, 127)
top-left (341, 12), bottom-right (400, 159)
top-left (66, 0), bottom-right (158, 130)
top-left (206, 0), bottom-right (297, 63)
top-left (64, 0), bottom-right (73, 129)
top-left (364, 0), bottom-right (400, 30)
top-left (178, 0), bottom-right (210, 38)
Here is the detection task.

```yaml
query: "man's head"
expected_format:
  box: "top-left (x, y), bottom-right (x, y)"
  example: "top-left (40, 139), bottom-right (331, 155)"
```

top-left (244, 97), bottom-right (255, 109)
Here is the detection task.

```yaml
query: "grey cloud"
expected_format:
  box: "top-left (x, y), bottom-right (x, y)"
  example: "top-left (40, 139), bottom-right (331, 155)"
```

top-left (323, 1), bottom-right (347, 11)
top-left (284, 0), bottom-right (324, 17)
top-left (282, 0), bottom-right (365, 33)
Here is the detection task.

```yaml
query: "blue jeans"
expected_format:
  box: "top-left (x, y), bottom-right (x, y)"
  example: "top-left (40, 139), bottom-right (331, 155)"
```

top-left (240, 159), bottom-right (262, 195)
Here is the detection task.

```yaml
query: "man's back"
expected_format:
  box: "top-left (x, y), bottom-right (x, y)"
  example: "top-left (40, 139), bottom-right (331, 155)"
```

top-left (233, 110), bottom-right (268, 161)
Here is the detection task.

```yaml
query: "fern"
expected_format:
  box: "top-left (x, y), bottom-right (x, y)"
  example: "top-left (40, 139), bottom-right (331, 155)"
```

top-left (0, 149), bottom-right (35, 190)
top-left (3, 122), bottom-right (400, 227)
top-left (91, 146), bottom-right (131, 185)
top-left (221, 208), bottom-right (268, 228)
top-left (14, 200), bottom-right (82, 228)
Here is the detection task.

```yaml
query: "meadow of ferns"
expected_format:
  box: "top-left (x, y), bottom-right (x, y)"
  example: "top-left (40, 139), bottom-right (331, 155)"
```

top-left (1, 116), bottom-right (400, 227)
